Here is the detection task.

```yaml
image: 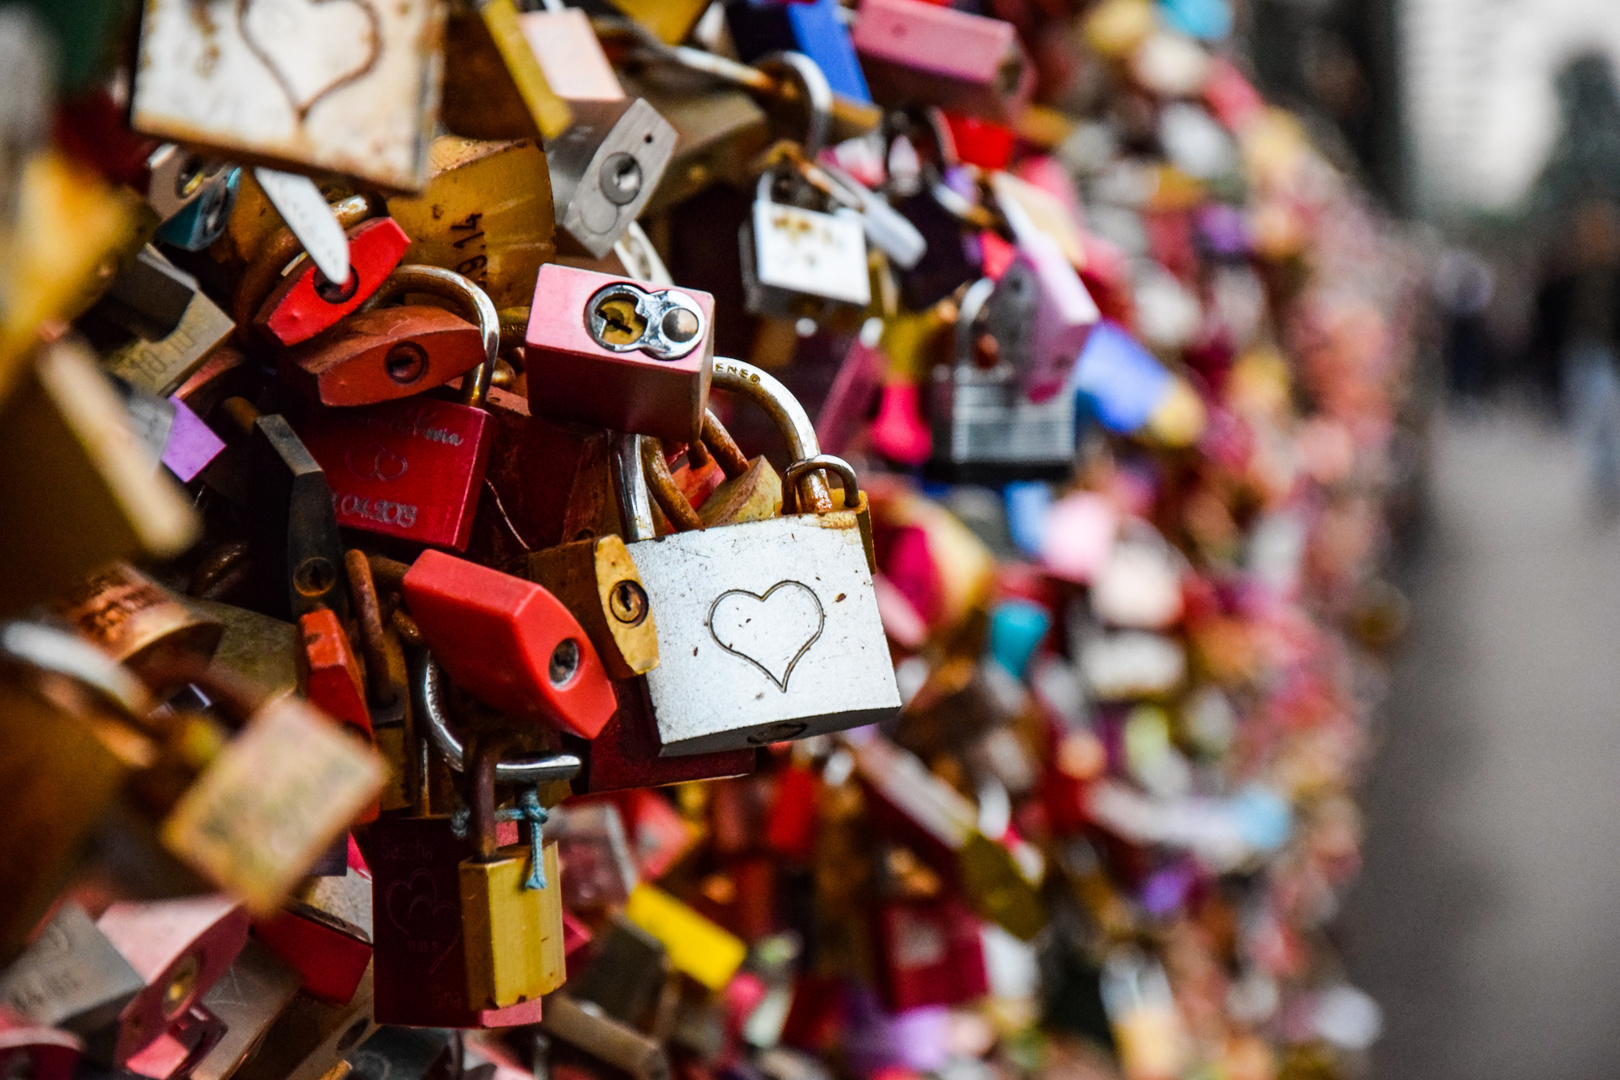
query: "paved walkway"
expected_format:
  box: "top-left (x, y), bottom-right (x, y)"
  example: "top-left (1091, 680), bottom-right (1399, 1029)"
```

top-left (1343, 406), bottom-right (1620, 1079)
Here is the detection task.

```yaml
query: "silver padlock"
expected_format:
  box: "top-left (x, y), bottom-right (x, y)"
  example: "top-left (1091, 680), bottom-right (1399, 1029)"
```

top-left (740, 167), bottom-right (872, 318)
top-left (548, 97), bottom-right (678, 258)
top-left (930, 277), bottom-right (1077, 482)
top-left (613, 359), bottom-right (898, 757)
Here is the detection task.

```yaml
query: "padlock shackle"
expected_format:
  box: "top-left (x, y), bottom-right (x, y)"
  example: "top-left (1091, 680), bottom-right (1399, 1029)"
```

top-left (466, 735), bottom-right (511, 861)
top-left (784, 454), bottom-right (861, 513)
top-left (415, 652), bottom-right (583, 786)
top-left (755, 51), bottom-right (833, 158)
top-left (954, 277), bottom-right (998, 374)
top-left (233, 192), bottom-right (382, 341)
top-left (0, 621), bottom-right (154, 723)
top-left (713, 359), bottom-right (832, 512)
top-left (357, 265), bottom-right (500, 408)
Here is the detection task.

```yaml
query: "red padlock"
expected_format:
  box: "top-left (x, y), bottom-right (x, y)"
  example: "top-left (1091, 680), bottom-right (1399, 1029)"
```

top-left (279, 264), bottom-right (497, 406)
top-left (524, 263), bottom-right (716, 443)
top-left (253, 217), bottom-right (412, 347)
top-left (402, 550), bottom-right (617, 739)
top-left (298, 270), bottom-right (500, 553)
top-left (120, 1003), bottom-right (224, 1080)
top-left (94, 896), bottom-right (249, 1068)
top-left (297, 610), bottom-right (371, 741)
top-left (872, 897), bottom-right (989, 1011)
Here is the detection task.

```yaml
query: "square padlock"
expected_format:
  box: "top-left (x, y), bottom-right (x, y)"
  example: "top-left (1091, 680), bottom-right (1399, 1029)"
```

top-left (524, 263), bottom-right (715, 443)
top-left (851, 0), bottom-right (1035, 123)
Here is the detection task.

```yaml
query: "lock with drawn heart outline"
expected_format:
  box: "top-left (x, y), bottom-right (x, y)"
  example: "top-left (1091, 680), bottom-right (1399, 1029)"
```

top-left (611, 358), bottom-right (899, 757)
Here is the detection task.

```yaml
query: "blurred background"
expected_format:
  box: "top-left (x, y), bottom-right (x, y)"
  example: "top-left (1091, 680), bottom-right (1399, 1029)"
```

top-left (1245, 0), bottom-right (1620, 1075)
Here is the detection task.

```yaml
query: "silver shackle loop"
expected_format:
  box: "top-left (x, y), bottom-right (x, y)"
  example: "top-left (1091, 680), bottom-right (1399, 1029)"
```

top-left (415, 651), bottom-right (582, 785)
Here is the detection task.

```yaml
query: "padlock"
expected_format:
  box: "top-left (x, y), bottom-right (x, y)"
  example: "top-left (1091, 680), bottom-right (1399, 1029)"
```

top-left (622, 77), bottom-right (771, 216)
top-left (0, 339), bottom-right (197, 615)
top-left (229, 193), bottom-right (381, 345)
top-left (458, 736), bottom-right (567, 1010)
top-left (741, 170), bottom-right (872, 318)
top-left (442, 0), bottom-right (572, 143)
top-left (930, 277), bottom-right (1078, 482)
top-left (872, 897), bottom-right (989, 1011)
top-left (613, 359), bottom-right (899, 756)
top-left (891, 189), bottom-right (981, 311)
top-left (230, 966), bottom-right (377, 1080)
top-left (848, 732), bottom-right (1045, 940)
top-left (0, 901), bottom-right (145, 1040)
top-left (86, 246), bottom-right (199, 345)
top-left (985, 231), bottom-right (1099, 402)
top-left (93, 895), bottom-right (249, 1068)
top-left (162, 397), bottom-right (227, 484)
top-left (0, 626), bottom-right (159, 960)
top-left (298, 609), bottom-right (372, 742)
top-left (159, 666), bottom-right (387, 916)
top-left (131, 0), bottom-right (443, 190)
top-left (53, 563), bottom-right (224, 693)
top-left (189, 940), bottom-right (302, 1080)
top-left (346, 1028), bottom-right (454, 1080)
top-left (365, 703), bottom-right (576, 1028)
top-left (99, 279), bottom-right (235, 400)
top-left (280, 265), bottom-right (493, 406)
top-left (0, 1007), bottom-right (81, 1080)
top-left (851, 0), bottom-right (1036, 123)
top-left (233, 404), bottom-right (351, 621)
top-left (524, 262), bottom-right (715, 444)
top-left (526, 534), bottom-right (659, 680)
top-left (518, 8), bottom-right (626, 101)
top-left (541, 993), bottom-right (671, 1080)
top-left (547, 98), bottom-right (676, 258)
top-left (623, 884), bottom-right (747, 992)
top-left (549, 804), bottom-right (641, 916)
top-left (155, 166), bottom-right (240, 253)
top-left (386, 137), bottom-right (557, 309)
top-left (298, 266), bottom-right (500, 552)
top-left (403, 550), bottom-right (618, 740)
top-left (119, 1001), bottom-right (226, 1080)
top-left (253, 217), bottom-right (413, 349)
top-left (253, 872), bottom-right (373, 1007)
top-left (182, 599), bottom-right (299, 714)
top-left (566, 913), bottom-right (668, 1026)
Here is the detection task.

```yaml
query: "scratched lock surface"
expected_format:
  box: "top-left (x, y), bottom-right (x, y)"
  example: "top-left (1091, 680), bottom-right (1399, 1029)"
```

top-left (632, 513), bottom-right (897, 757)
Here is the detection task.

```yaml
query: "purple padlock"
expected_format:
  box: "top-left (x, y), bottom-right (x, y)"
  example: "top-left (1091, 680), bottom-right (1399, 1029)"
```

top-left (161, 396), bottom-right (225, 482)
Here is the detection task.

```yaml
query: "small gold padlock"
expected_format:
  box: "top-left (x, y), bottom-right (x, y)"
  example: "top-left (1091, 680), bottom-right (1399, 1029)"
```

top-left (458, 737), bottom-right (566, 1010)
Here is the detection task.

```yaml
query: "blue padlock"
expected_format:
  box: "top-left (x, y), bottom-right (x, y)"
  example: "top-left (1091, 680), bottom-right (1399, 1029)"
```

top-left (726, 0), bottom-right (872, 103)
top-left (155, 167), bottom-right (241, 252)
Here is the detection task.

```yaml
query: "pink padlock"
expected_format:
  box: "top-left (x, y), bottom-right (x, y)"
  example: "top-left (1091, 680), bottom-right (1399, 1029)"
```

top-left (852, 0), bottom-right (1035, 123)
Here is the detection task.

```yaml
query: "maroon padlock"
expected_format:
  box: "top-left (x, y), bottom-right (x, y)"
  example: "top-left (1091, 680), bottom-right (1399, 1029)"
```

top-left (872, 896), bottom-right (989, 1011)
top-left (298, 269), bottom-right (500, 552)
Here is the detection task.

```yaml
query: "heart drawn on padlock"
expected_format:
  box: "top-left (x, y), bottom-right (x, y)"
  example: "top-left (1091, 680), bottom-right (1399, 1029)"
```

top-left (237, 0), bottom-right (384, 124)
top-left (707, 580), bottom-right (825, 692)
top-left (385, 868), bottom-right (461, 973)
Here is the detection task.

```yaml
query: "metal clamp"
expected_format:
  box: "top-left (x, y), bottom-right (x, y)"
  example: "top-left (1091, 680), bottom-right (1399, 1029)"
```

top-left (415, 652), bottom-right (583, 785)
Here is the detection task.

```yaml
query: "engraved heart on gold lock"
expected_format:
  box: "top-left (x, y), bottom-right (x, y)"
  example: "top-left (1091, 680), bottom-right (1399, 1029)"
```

top-left (707, 580), bottom-right (825, 692)
top-left (237, 0), bottom-right (384, 124)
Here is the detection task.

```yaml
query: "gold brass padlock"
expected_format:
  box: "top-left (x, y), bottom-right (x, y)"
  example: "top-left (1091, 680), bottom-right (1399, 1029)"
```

top-left (458, 738), bottom-right (566, 1010)
top-left (526, 534), bottom-right (659, 681)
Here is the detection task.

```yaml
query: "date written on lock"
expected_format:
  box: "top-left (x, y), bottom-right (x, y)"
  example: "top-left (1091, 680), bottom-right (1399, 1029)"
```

top-left (300, 397), bottom-right (493, 552)
top-left (525, 264), bottom-right (714, 443)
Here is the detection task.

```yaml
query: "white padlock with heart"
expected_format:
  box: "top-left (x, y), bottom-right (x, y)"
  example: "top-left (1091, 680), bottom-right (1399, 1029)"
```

top-left (613, 360), bottom-right (899, 757)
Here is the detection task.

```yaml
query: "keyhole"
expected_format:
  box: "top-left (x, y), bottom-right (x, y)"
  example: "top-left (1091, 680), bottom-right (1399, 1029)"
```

top-left (294, 556), bottom-right (337, 598)
top-left (163, 953), bottom-right (200, 1018)
top-left (385, 341), bottom-right (429, 384)
top-left (174, 154), bottom-right (206, 201)
top-left (314, 267), bottom-right (360, 305)
top-left (600, 152), bottom-right (643, 206)
top-left (593, 294), bottom-right (647, 347)
top-left (609, 579), bottom-right (649, 627)
top-left (549, 638), bottom-right (581, 686)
